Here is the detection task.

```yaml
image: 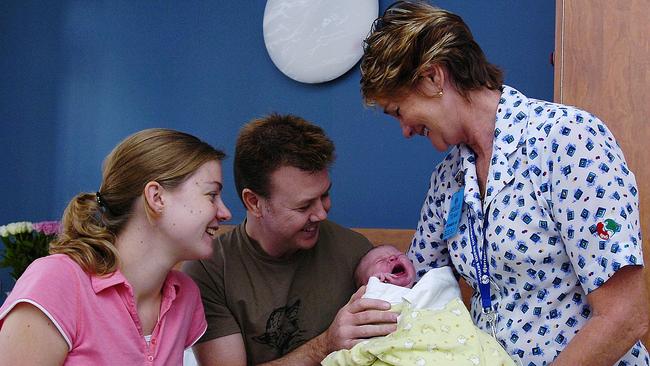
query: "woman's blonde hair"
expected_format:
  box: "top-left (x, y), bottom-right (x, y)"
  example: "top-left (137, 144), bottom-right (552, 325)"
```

top-left (49, 128), bottom-right (225, 276)
top-left (360, 1), bottom-right (503, 104)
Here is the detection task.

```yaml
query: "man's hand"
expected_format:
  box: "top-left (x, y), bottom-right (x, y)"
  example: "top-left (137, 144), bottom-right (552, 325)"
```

top-left (323, 285), bottom-right (398, 352)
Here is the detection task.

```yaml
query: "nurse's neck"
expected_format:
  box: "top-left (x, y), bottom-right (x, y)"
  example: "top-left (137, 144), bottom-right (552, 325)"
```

top-left (463, 88), bottom-right (501, 198)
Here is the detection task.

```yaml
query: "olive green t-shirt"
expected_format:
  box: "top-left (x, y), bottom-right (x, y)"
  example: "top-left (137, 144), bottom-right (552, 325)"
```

top-left (183, 220), bottom-right (372, 364)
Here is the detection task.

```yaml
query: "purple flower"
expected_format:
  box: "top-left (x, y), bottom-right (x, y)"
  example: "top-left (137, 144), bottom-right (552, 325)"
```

top-left (33, 221), bottom-right (60, 236)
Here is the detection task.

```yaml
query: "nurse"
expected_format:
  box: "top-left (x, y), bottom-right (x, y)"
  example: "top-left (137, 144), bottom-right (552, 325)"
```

top-left (360, 2), bottom-right (648, 365)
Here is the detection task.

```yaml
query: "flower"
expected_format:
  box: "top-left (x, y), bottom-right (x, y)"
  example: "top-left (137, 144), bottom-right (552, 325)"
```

top-left (0, 220), bottom-right (59, 280)
top-left (33, 221), bottom-right (60, 236)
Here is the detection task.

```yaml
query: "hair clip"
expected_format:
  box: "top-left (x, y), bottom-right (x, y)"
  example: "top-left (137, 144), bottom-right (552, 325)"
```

top-left (96, 191), bottom-right (107, 209)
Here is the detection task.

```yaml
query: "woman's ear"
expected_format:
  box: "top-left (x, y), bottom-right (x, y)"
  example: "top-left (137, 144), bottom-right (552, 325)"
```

top-left (420, 64), bottom-right (445, 96)
top-left (242, 188), bottom-right (263, 218)
top-left (143, 181), bottom-right (164, 221)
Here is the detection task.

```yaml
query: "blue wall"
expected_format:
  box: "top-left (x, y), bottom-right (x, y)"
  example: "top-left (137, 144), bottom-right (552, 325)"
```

top-left (0, 1), bottom-right (555, 296)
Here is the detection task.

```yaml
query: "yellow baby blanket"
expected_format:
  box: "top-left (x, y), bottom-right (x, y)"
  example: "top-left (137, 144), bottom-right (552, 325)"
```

top-left (322, 298), bottom-right (514, 366)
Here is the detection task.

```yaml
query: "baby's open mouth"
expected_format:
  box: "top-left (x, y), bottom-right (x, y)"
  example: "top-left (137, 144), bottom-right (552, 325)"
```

top-left (391, 263), bottom-right (406, 275)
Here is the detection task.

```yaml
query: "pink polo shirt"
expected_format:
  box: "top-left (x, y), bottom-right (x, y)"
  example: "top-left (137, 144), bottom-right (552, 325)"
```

top-left (0, 254), bottom-right (207, 365)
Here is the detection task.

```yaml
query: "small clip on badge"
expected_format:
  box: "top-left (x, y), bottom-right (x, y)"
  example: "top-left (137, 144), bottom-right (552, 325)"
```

top-left (455, 169), bottom-right (465, 186)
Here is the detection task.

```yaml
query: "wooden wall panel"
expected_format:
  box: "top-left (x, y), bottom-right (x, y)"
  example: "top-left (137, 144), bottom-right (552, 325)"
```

top-left (555, 0), bottom-right (650, 346)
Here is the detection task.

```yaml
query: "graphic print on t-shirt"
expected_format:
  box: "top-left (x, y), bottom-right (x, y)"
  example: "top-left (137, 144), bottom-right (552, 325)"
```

top-left (253, 299), bottom-right (305, 354)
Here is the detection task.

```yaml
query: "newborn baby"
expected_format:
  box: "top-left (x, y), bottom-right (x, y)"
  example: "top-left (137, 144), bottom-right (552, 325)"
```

top-left (355, 245), bottom-right (460, 311)
top-left (322, 245), bottom-right (515, 366)
top-left (354, 244), bottom-right (416, 288)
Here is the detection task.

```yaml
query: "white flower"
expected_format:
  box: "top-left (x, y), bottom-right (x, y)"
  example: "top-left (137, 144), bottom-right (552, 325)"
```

top-left (0, 225), bottom-right (7, 237)
top-left (5, 221), bottom-right (33, 235)
top-left (6, 223), bottom-right (18, 235)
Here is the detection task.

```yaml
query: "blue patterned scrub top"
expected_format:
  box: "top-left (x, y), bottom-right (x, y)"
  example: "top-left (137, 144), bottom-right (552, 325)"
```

top-left (407, 85), bottom-right (648, 366)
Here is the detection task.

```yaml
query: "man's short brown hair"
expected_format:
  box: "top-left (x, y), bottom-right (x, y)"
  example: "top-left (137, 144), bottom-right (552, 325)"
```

top-left (234, 113), bottom-right (335, 204)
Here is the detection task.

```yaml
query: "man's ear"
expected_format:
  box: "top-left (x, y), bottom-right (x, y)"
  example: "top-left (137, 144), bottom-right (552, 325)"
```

top-left (242, 188), bottom-right (263, 217)
top-left (143, 181), bottom-right (165, 220)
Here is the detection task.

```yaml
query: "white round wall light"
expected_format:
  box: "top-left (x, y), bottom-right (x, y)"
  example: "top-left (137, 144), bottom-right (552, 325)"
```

top-left (263, 0), bottom-right (379, 84)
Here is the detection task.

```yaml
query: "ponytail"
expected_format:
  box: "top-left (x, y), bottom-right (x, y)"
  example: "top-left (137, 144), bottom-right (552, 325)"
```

top-left (49, 192), bottom-right (119, 276)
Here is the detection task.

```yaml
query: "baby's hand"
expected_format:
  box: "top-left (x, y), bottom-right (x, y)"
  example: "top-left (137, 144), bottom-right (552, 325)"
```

top-left (372, 272), bottom-right (397, 284)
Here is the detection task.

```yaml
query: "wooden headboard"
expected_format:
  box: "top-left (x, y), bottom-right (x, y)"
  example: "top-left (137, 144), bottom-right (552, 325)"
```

top-left (216, 225), bottom-right (415, 250)
top-left (346, 227), bottom-right (414, 251)
top-left (201, 224), bottom-right (473, 306)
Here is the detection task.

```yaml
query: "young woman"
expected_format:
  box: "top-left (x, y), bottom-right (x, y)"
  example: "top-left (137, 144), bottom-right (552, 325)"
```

top-left (0, 128), bottom-right (231, 365)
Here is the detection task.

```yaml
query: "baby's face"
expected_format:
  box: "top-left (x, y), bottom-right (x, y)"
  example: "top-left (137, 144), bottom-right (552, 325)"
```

top-left (358, 245), bottom-right (416, 288)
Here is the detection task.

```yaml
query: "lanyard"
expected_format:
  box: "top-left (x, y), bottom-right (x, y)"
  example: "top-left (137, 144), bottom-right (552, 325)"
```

top-left (468, 209), bottom-right (491, 310)
top-left (467, 207), bottom-right (498, 339)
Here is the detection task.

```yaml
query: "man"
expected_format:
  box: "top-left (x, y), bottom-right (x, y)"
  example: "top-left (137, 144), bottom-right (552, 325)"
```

top-left (183, 114), bottom-right (397, 365)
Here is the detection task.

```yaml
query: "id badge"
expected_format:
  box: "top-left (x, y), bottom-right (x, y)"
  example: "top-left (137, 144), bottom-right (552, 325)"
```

top-left (443, 186), bottom-right (464, 239)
